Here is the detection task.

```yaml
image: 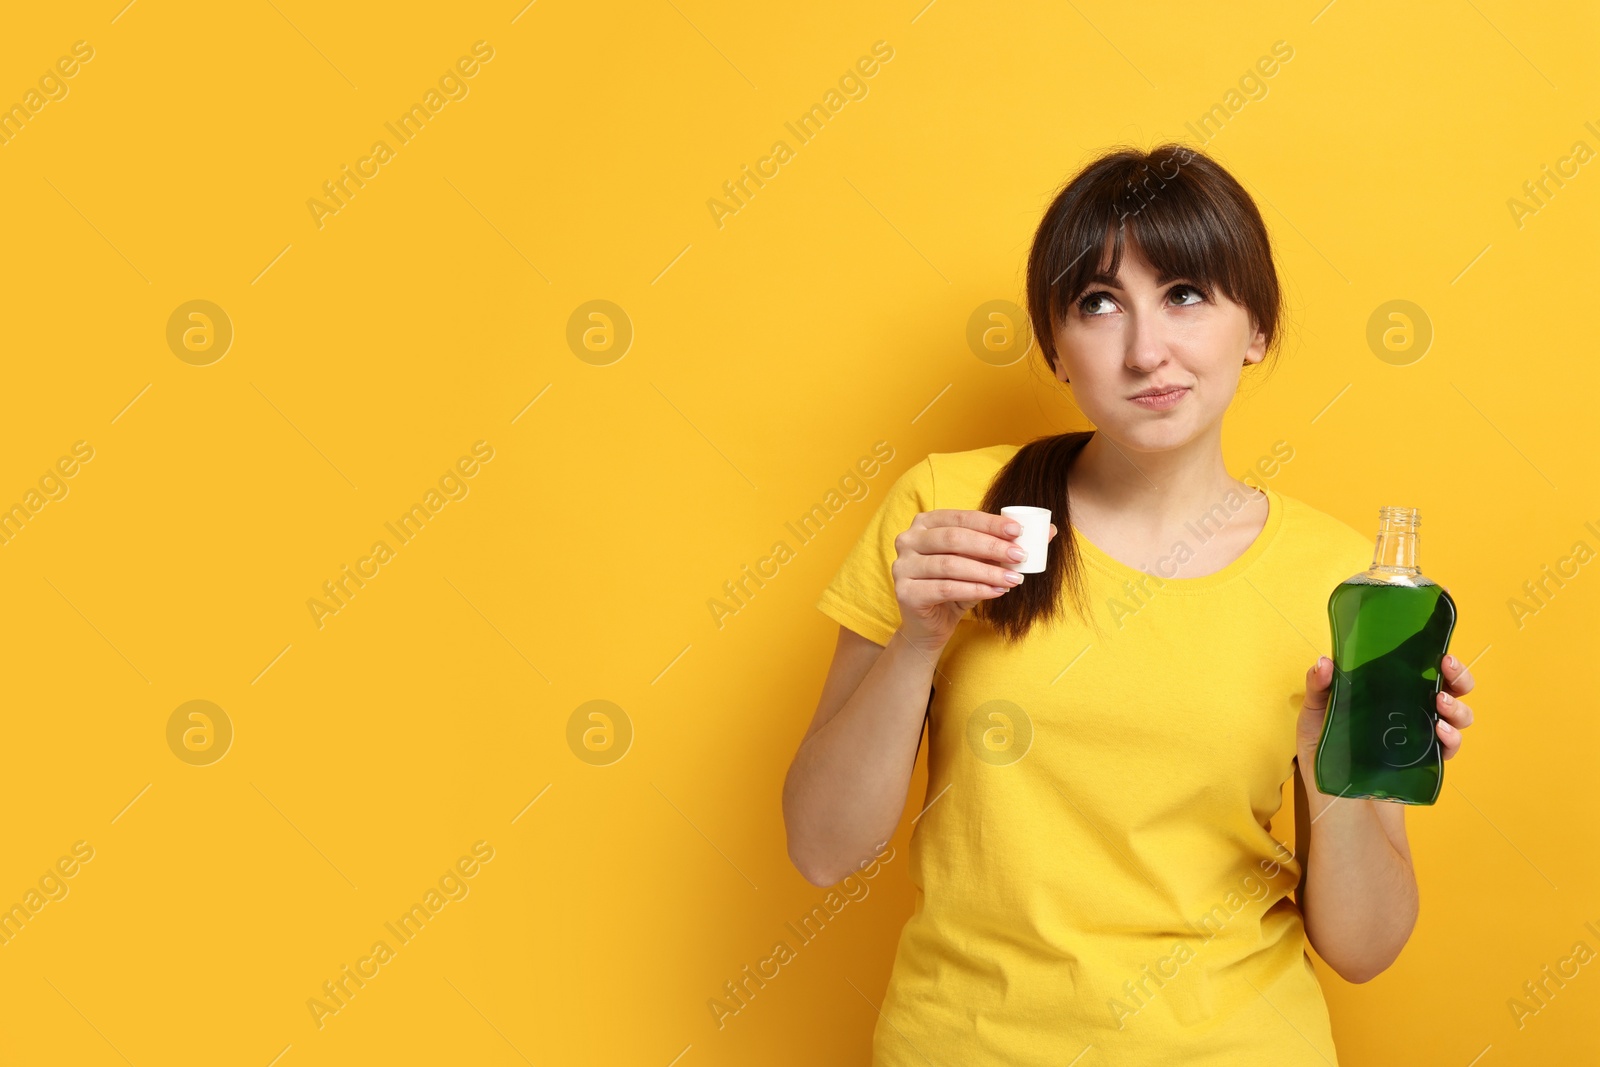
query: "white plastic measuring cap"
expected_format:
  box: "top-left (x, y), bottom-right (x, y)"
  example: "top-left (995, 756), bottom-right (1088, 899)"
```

top-left (1000, 506), bottom-right (1052, 574)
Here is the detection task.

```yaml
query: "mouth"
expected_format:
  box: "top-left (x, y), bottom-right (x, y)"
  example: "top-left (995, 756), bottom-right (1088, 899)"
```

top-left (1128, 386), bottom-right (1189, 410)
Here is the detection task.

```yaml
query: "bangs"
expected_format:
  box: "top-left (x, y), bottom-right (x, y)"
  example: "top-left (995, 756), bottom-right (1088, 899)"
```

top-left (1028, 145), bottom-right (1280, 364)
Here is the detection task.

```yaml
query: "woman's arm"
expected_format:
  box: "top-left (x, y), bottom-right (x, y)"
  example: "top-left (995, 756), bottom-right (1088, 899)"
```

top-left (784, 509), bottom-right (1041, 887)
top-left (1292, 760), bottom-right (1418, 983)
top-left (781, 625), bottom-right (939, 887)
top-left (1293, 653), bottom-right (1478, 983)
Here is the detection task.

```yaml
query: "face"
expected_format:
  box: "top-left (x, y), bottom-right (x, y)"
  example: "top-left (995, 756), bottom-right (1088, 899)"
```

top-left (1052, 238), bottom-right (1266, 453)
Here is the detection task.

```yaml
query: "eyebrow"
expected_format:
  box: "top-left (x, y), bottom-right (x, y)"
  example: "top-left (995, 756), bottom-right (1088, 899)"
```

top-left (1084, 269), bottom-right (1189, 290)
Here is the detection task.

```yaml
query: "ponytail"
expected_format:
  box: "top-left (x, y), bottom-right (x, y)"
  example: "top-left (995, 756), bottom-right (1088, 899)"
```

top-left (973, 431), bottom-right (1102, 643)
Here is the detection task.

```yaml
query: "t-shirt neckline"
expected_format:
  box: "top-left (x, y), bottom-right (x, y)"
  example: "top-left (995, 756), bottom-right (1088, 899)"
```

top-left (1069, 484), bottom-right (1283, 592)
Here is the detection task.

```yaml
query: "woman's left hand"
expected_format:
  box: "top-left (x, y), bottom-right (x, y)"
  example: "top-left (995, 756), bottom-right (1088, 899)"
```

top-left (1431, 654), bottom-right (1476, 759)
top-left (1296, 653), bottom-right (1477, 769)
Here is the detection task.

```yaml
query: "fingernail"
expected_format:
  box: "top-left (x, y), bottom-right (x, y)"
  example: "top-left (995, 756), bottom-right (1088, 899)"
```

top-left (1445, 655), bottom-right (1456, 668)
top-left (1440, 693), bottom-right (1454, 707)
top-left (1005, 522), bottom-right (1022, 535)
top-left (1003, 571), bottom-right (1023, 585)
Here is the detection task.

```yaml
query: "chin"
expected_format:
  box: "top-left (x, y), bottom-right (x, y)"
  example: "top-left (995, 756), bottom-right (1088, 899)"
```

top-left (1104, 415), bottom-right (1200, 453)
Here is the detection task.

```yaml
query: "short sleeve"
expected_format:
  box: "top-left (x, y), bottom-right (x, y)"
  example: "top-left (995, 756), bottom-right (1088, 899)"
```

top-left (814, 456), bottom-right (935, 646)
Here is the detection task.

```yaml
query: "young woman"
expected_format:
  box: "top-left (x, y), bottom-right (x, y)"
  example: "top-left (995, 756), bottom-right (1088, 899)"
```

top-left (781, 143), bottom-right (1476, 1065)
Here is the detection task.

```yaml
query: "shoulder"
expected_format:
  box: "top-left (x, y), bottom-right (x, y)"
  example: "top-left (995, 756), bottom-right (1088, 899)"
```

top-left (1268, 488), bottom-right (1374, 577)
top-left (916, 442), bottom-right (1023, 510)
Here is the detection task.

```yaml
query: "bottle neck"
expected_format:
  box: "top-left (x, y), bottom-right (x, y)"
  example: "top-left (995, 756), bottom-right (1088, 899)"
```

top-left (1371, 507), bottom-right (1421, 575)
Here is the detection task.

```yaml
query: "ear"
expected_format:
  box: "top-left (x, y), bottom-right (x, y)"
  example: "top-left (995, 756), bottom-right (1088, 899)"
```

top-left (1050, 338), bottom-right (1071, 383)
top-left (1244, 321), bottom-right (1268, 365)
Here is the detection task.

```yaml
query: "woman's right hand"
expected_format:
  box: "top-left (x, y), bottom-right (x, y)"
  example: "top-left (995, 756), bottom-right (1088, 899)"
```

top-left (890, 511), bottom-right (1059, 655)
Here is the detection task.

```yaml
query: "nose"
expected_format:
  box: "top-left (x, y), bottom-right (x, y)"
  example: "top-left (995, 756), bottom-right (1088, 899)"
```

top-left (1123, 303), bottom-right (1170, 373)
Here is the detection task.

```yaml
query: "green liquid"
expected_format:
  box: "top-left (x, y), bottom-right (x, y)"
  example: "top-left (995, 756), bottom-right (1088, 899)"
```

top-left (1314, 580), bottom-right (1457, 805)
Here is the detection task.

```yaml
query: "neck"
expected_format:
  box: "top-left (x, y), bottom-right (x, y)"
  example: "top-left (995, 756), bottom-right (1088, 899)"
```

top-left (1069, 428), bottom-right (1255, 527)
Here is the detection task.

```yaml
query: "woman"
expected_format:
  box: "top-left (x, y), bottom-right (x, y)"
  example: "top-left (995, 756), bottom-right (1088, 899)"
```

top-left (781, 143), bottom-right (1476, 1065)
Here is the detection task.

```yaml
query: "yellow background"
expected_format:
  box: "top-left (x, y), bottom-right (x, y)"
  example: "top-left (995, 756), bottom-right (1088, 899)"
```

top-left (0, 1), bottom-right (1595, 1064)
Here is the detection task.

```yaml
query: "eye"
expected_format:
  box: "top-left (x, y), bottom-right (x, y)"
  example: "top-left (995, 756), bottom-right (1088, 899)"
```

top-left (1076, 290), bottom-right (1115, 316)
top-left (1169, 284), bottom-right (1206, 306)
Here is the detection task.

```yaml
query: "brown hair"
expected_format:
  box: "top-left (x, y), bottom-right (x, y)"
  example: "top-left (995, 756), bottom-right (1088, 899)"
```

top-left (974, 142), bottom-right (1285, 643)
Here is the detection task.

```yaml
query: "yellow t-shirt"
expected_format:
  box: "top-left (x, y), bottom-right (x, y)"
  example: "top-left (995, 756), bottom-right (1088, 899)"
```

top-left (814, 443), bottom-right (1375, 1067)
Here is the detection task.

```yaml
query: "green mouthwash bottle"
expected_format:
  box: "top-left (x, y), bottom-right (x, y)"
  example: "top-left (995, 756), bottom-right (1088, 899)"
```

top-left (1314, 507), bottom-right (1457, 805)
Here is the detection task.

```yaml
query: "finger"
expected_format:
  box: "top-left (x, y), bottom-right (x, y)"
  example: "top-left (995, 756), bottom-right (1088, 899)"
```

top-left (1436, 717), bottom-right (1462, 760)
top-left (903, 521), bottom-right (1028, 567)
top-left (1302, 656), bottom-right (1333, 710)
top-left (1436, 692), bottom-right (1473, 730)
top-left (1441, 653), bottom-right (1475, 697)
top-left (1049, 522), bottom-right (1059, 540)
top-left (900, 550), bottom-right (1024, 591)
top-left (918, 508), bottom-right (1027, 541)
top-left (904, 577), bottom-right (1013, 608)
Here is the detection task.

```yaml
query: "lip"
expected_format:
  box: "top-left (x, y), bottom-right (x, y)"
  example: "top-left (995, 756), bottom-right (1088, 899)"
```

top-left (1129, 386), bottom-right (1189, 410)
